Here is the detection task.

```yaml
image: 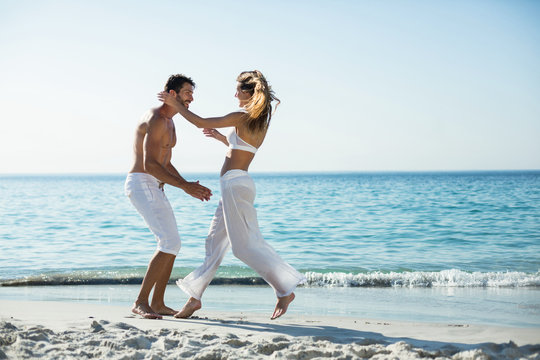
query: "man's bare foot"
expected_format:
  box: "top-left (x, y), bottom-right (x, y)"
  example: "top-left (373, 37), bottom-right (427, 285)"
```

top-left (271, 293), bottom-right (295, 320)
top-left (151, 303), bottom-right (178, 316)
top-left (174, 297), bottom-right (201, 318)
top-left (132, 302), bottom-right (163, 319)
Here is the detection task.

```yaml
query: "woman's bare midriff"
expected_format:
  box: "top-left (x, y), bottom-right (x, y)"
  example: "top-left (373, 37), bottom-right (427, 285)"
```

top-left (220, 150), bottom-right (255, 177)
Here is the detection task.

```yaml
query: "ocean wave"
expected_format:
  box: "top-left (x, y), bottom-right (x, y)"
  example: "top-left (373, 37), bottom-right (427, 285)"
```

top-left (304, 269), bottom-right (540, 288)
top-left (1, 269), bottom-right (539, 288)
top-left (0, 275), bottom-right (267, 287)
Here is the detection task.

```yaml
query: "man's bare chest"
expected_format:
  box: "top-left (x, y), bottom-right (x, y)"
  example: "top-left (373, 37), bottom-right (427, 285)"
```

top-left (162, 121), bottom-right (177, 149)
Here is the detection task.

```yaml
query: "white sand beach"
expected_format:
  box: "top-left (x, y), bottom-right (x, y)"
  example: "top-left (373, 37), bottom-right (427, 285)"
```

top-left (0, 299), bottom-right (538, 359)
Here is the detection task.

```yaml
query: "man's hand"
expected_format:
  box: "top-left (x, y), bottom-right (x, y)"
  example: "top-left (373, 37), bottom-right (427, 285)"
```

top-left (182, 181), bottom-right (212, 201)
top-left (157, 91), bottom-right (184, 111)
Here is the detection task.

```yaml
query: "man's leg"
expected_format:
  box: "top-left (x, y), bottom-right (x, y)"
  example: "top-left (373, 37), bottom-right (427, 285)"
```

top-left (150, 252), bottom-right (177, 315)
top-left (133, 250), bottom-right (173, 319)
top-left (125, 174), bottom-right (182, 319)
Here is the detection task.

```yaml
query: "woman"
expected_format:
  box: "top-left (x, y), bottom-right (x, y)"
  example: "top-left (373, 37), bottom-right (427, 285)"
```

top-left (158, 70), bottom-right (306, 320)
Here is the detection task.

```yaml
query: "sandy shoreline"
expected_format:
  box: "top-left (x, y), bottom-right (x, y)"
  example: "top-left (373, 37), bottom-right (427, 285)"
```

top-left (1, 300), bottom-right (538, 359)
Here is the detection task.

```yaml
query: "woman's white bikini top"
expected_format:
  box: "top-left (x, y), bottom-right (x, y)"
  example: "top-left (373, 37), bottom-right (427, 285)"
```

top-left (226, 108), bottom-right (258, 154)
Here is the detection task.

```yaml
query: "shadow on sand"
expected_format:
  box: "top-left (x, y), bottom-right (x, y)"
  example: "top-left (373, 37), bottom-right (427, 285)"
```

top-left (155, 314), bottom-right (539, 356)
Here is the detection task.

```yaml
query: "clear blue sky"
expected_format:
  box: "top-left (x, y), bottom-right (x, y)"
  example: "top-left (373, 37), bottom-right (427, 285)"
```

top-left (1, 0), bottom-right (539, 173)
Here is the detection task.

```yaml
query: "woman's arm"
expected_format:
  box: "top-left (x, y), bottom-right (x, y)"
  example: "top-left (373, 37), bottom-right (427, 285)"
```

top-left (158, 91), bottom-right (244, 129)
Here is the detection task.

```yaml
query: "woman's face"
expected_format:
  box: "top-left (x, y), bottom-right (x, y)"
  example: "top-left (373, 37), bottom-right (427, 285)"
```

top-left (235, 83), bottom-right (251, 107)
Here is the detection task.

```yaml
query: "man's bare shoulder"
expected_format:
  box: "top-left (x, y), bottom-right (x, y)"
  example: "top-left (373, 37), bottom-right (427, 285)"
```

top-left (139, 108), bottom-right (163, 122)
top-left (139, 108), bottom-right (169, 130)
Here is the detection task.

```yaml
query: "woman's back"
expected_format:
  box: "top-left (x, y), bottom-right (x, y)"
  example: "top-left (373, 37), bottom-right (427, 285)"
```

top-left (220, 123), bottom-right (267, 176)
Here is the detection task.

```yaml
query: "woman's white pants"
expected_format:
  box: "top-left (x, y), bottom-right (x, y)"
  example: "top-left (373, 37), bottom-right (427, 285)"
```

top-left (177, 170), bottom-right (306, 300)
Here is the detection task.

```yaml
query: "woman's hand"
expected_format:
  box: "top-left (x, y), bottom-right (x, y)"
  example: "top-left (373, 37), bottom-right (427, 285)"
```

top-left (203, 128), bottom-right (228, 145)
top-left (203, 128), bottom-right (222, 140)
top-left (157, 91), bottom-right (184, 111)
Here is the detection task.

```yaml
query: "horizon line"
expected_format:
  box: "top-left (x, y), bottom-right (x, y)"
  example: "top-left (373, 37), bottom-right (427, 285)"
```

top-left (1, 169), bottom-right (539, 176)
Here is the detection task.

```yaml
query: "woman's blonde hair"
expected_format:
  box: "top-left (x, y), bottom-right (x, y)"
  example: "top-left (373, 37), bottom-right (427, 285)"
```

top-left (237, 70), bottom-right (280, 133)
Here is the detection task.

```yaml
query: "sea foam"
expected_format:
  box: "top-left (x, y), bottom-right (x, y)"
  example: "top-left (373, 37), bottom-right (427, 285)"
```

top-left (303, 269), bottom-right (540, 288)
top-left (2, 269), bottom-right (539, 288)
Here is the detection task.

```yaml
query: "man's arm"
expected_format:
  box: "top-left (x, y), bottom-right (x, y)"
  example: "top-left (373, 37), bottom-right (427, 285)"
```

top-left (166, 162), bottom-right (183, 180)
top-left (144, 117), bottom-right (211, 201)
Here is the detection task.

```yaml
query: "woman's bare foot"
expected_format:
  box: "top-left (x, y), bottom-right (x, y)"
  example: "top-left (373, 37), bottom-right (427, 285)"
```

top-left (132, 302), bottom-right (163, 319)
top-left (271, 293), bottom-right (295, 320)
top-left (174, 297), bottom-right (202, 318)
top-left (150, 303), bottom-right (178, 316)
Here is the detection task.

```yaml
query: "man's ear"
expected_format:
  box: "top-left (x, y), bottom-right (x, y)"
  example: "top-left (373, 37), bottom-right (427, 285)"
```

top-left (169, 90), bottom-right (177, 97)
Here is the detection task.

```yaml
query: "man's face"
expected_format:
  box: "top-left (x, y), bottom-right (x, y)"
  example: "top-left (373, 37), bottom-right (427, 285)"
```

top-left (177, 83), bottom-right (194, 109)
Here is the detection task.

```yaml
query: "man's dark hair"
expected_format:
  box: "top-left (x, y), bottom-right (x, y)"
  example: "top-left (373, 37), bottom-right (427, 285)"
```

top-left (165, 74), bottom-right (195, 93)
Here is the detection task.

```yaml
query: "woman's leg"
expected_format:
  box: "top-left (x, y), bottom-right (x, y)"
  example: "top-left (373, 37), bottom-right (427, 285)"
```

top-left (176, 200), bottom-right (230, 300)
top-left (221, 173), bottom-right (306, 300)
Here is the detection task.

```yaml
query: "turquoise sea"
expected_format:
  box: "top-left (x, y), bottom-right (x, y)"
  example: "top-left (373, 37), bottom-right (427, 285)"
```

top-left (1, 172), bottom-right (539, 327)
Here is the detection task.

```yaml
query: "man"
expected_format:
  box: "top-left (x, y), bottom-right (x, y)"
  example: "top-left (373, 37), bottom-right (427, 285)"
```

top-left (124, 74), bottom-right (212, 319)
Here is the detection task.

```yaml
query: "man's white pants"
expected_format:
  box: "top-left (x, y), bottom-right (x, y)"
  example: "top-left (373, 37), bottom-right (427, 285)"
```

top-left (125, 172), bottom-right (181, 256)
top-left (177, 169), bottom-right (306, 300)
